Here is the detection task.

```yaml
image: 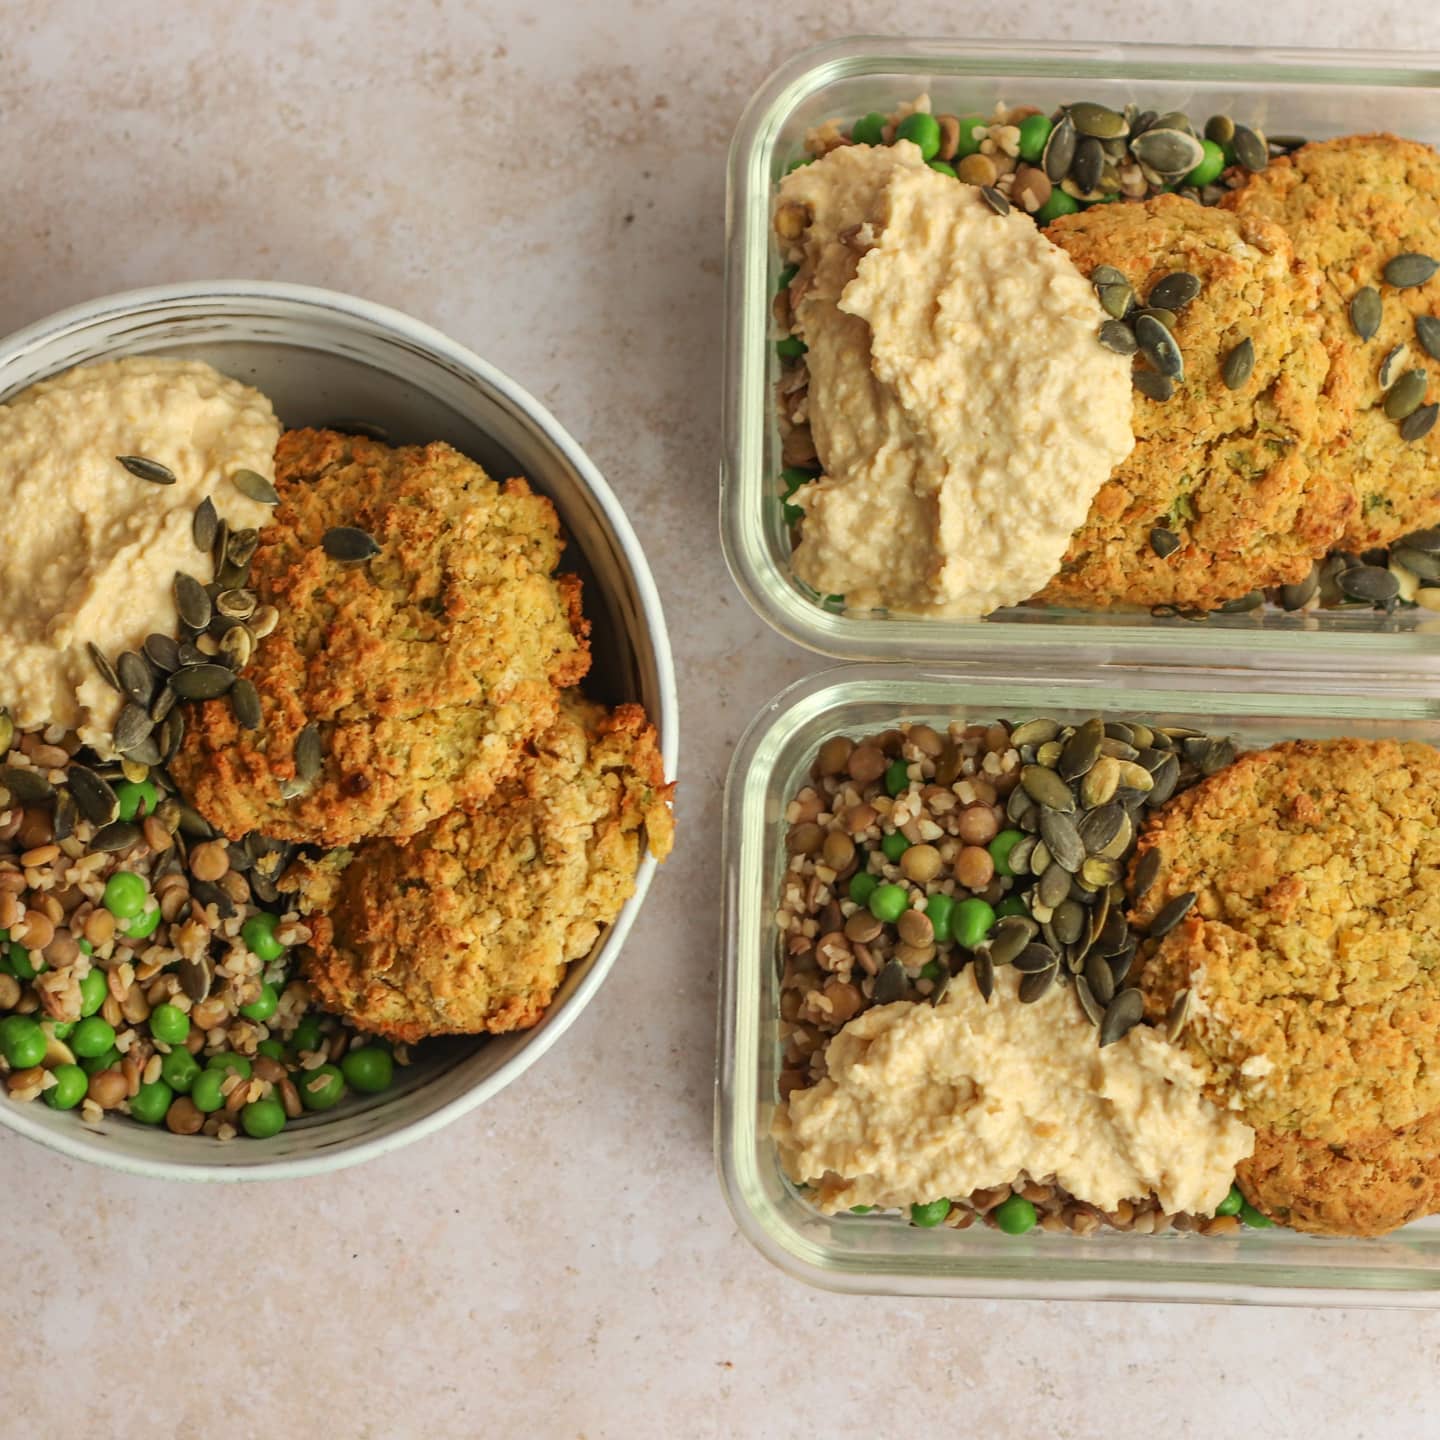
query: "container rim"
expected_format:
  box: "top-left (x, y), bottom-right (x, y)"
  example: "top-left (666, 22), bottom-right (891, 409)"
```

top-left (0, 280), bottom-right (680, 1182)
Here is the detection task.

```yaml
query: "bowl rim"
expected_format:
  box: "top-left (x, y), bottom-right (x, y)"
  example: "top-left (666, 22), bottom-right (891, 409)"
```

top-left (0, 280), bottom-right (679, 1181)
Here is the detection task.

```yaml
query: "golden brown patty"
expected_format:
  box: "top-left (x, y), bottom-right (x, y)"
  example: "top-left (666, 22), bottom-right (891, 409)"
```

top-left (1036, 195), bottom-right (1350, 609)
top-left (1224, 134), bottom-right (1440, 548)
top-left (291, 696), bottom-right (673, 1043)
top-left (1134, 738), bottom-right (1440, 1236)
top-left (171, 429), bottom-right (590, 846)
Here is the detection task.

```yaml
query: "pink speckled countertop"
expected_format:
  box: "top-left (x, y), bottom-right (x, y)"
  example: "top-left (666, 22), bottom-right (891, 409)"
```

top-left (3, 2), bottom-right (1440, 1435)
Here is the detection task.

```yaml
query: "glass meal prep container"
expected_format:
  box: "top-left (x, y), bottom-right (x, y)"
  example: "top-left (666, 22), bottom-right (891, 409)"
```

top-left (717, 663), bottom-right (1440, 1304)
top-left (720, 38), bottom-right (1440, 668)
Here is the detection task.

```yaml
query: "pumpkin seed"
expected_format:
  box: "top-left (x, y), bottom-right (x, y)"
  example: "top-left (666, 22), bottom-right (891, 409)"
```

top-left (1021, 763), bottom-right (1075, 811)
top-left (227, 527), bottom-right (260, 569)
top-left (160, 708), bottom-right (185, 763)
top-left (224, 676), bottom-right (261, 732)
top-left (1035, 739), bottom-right (1064, 769)
top-left (1058, 717), bottom-right (1103, 781)
top-left (989, 916), bottom-right (1038, 966)
top-left (1215, 589), bottom-right (1264, 614)
top-left (1222, 337), bottom-right (1255, 390)
top-left (1019, 967), bottom-right (1057, 1004)
top-left (177, 641), bottom-right (208, 668)
top-left (1147, 272), bottom-right (1201, 312)
top-left (322, 526), bottom-right (381, 563)
top-left (113, 703), bottom-right (154, 755)
top-left (64, 766), bottom-right (117, 826)
top-left (1042, 113), bottom-right (1077, 182)
top-left (1401, 526), bottom-right (1440, 554)
top-left (249, 604), bottom-right (280, 641)
top-left (1131, 127), bottom-right (1204, 176)
top-left (215, 588), bottom-right (257, 622)
top-left (1010, 718), bottom-right (1060, 748)
top-left (1231, 124), bottom-right (1268, 172)
top-left (973, 948), bottom-right (995, 1002)
top-left (117, 454), bottom-right (175, 485)
top-left (1007, 784), bottom-right (1035, 825)
top-left (1099, 987), bottom-right (1146, 1047)
top-left (1204, 114), bottom-right (1235, 146)
top-left (220, 624), bottom-right (254, 670)
top-left (1098, 283), bottom-right (1134, 320)
top-left (1165, 988), bottom-right (1193, 1043)
top-left (1391, 546), bottom-right (1440, 581)
top-left (875, 958), bottom-right (907, 1004)
top-left (1098, 319), bottom-right (1138, 356)
top-left (1077, 803), bottom-right (1125, 855)
top-left (1150, 527), bottom-right (1180, 558)
top-left (232, 468), bottom-right (280, 505)
top-left (928, 969), bottom-right (950, 1007)
top-left (1081, 755), bottom-right (1120, 808)
top-left (1148, 890), bottom-right (1197, 938)
top-left (1013, 942), bottom-right (1059, 975)
top-left (1095, 810), bottom-right (1134, 861)
top-left (295, 722), bottom-right (323, 782)
top-left (177, 953), bottom-right (211, 1003)
top-left (1037, 860), bottom-right (1071, 908)
top-left (0, 765), bottom-right (52, 803)
top-left (1402, 402), bottom-right (1439, 443)
top-left (1133, 371), bottom-right (1174, 402)
top-left (1135, 313), bottom-right (1184, 379)
top-left (1107, 947), bottom-right (1136, 991)
top-left (1417, 316), bottom-right (1440, 362)
top-left (1279, 565), bottom-right (1319, 610)
top-left (1130, 110), bottom-right (1159, 138)
top-left (209, 517), bottom-right (230, 579)
top-left (1384, 368), bottom-right (1429, 420)
top-left (1337, 564), bottom-right (1400, 603)
top-left (170, 663), bottom-right (236, 701)
top-left (1349, 285), bottom-right (1382, 341)
top-left (1152, 111), bottom-right (1195, 137)
top-left (1081, 856), bottom-right (1123, 889)
top-left (1072, 135), bottom-right (1105, 192)
top-left (1083, 951), bottom-right (1117, 1009)
top-left (1040, 810), bottom-right (1085, 874)
top-left (92, 820), bottom-right (142, 853)
top-left (116, 651), bottom-right (154, 706)
top-left (1145, 752), bottom-right (1181, 807)
top-left (980, 184), bottom-right (1009, 216)
top-left (174, 572), bottom-right (212, 631)
top-left (1075, 973), bottom-right (1105, 1027)
top-left (1052, 899), bottom-right (1086, 946)
top-left (1007, 834), bottom-right (1037, 876)
top-left (85, 643), bottom-right (122, 695)
top-left (1114, 760), bottom-right (1154, 794)
top-left (150, 683), bottom-right (177, 725)
top-left (1379, 343), bottom-right (1411, 391)
top-left (1384, 253), bottom-right (1439, 289)
top-left (173, 802), bottom-right (214, 840)
top-left (1068, 101), bottom-right (1128, 139)
top-left (1090, 265), bottom-right (1128, 288)
top-left (143, 633), bottom-right (181, 674)
top-left (326, 418), bottom-right (391, 442)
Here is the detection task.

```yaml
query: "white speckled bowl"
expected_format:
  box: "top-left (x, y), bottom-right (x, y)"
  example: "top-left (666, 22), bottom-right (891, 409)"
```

top-left (0, 282), bottom-right (677, 1180)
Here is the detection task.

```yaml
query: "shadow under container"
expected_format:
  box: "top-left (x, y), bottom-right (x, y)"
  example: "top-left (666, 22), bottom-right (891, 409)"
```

top-left (721, 37), bottom-right (1440, 667)
top-left (717, 663), bottom-right (1440, 1303)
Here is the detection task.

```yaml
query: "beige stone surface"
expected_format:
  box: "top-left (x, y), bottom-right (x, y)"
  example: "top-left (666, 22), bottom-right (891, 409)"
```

top-left (2, 2), bottom-right (1440, 1436)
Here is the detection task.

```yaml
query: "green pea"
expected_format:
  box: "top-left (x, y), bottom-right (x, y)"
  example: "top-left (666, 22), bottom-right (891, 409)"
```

top-left (994, 1194), bottom-right (1038, 1235)
top-left (895, 112), bottom-right (941, 162)
top-left (78, 969), bottom-right (107, 1017)
top-left (81, 1048), bottom-right (120, 1077)
top-left (240, 1097), bottom-right (287, 1138)
top-left (1034, 189), bottom-right (1081, 225)
top-left (879, 831), bottom-right (910, 863)
top-left (42, 1020), bottom-right (75, 1041)
top-left (191, 1068), bottom-right (225, 1113)
top-left (124, 903), bottom-right (161, 940)
top-left (883, 758), bottom-right (910, 798)
top-left (207, 1052), bottom-right (252, 1081)
top-left (868, 883), bottom-right (909, 925)
top-left (775, 263), bottom-right (798, 293)
top-left (953, 114), bottom-right (986, 158)
top-left (256, 1038), bottom-right (286, 1061)
top-left (341, 1046), bottom-right (394, 1094)
top-left (989, 828), bottom-right (1026, 878)
top-left (1017, 113), bottom-right (1053, 163)
top-left (0, 1015), bottom-right (46, 1069)
top-left (784, 155), bottom-right (812, 174)
top-left (952, 897), bottom-right (996, 950)
top-left (850, 112), bottom-right (887, 146)
top-left (927, 160), bottom-right (957, 178)
top-left (1214, 1183), bottom-right (1244, 1217)
top-left (994, 895), bottom-right (1030, 919)
top-left (71, 1015), bottom-right (117, 1059)
top-left (161, 1048), bottom-right (201, 1094)
top-left (290, 1015), bottom-right (324, 1055)
top-left (910, 1199), bottom-right (951, 1228)
top-left (241, 913), bottom-right (286, 963)
top-left (775, 336), bottom-right (807, 360)
top-left (77, 939), bottom-right (93, 955)
top-left (299, 1063), bottom-right (346, 1112)
top-left (848, 871), bottom-right (878, 906)
top-left (7, 943), bottom-right (40, 980)
top-left (43, 1064), bottom-right (88, 1111)
top-left (1186, 138), bottom-right (1226, 188)
top-left (149, 1004), bottom-right (190, 1046)
top-left (779, 466), bottom-right (814, 497)
top-left (130, 1080), bottom-right (173, 1126)
top-left (925, 893), bottom-right (956, 944)
top-left (114, 778), bottom-right (159, 823)
top-left (849, 1204), bottom-right (875, 1215)
top-left (919, 960), bottom-right (943, 981)
top-left (1240, 1200), bottom-right (1275, 1228)
top-left (239, 983), bottom-right (278, 1023)
top-left (102, 871), bottom-right (148, 920)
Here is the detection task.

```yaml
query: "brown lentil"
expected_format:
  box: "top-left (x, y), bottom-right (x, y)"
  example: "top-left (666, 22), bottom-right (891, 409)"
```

top-left (165, 1096), bottom-right (205, 1134)
top-left (87, 1069), bottom-right (127, 1109)
top-left (188, 840), bottom-right (230, 883)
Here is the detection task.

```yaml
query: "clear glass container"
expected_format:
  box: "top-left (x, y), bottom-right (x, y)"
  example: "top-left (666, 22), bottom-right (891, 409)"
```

top-left (720, 39), bottom-right (1440, 667)
top-left (717, 663), bottom-right (1440, 1303)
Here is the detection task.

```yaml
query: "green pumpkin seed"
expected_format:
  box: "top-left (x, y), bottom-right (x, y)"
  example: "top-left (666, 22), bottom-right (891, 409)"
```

top-left (1416, 315), bottom-right (1440, 361)
top-left (1018, 967), bottom-right (1057, 1004)
top-left (1391, 546), bottom-right (1440, 581)
top-left (160, 708), bottom-right (185, 764)
top-left (1090, 265), bottom-right (1128, 288)
top-left (928, 969), bottom-right (950, 1007)
top-left (980, 185), bottom-right (1009, 217)
top-left (1279, 565), bottom-right (1319, 610)
top-left (1384, 368), bottom-right (1429, 420)
top-left (1215, 589), bottom-right (1264, 613)
top-left (1075, 973), bottom-right (1105, 1027)
top-left (0, 765), bottom-right (52, 804)
top-left (1098, 283), bottom-right (1134, 320)
top-left (227, 528), bottom-right (261, 570)
top-left (143, 633), bottom-right (181, 673)
top-left (323, 526), bottom-right (381, 563)
top-left (1231, 124), bottom-right (1268, 173)
top-left (1072, 135), bottom-right (1105, 192)
top-left (1165, 988), bottom-right (1193, 1043)
top-left (989, 916), bottom-right (1038, 966)
top-left (1107, 948), bottom-right (1136, 991)
top-left (1099, 987), bottom-right (1145, 1047)
top-left (1039, 810), bottom-right (1085, 873)
top-left (1337, 564), bottom-right (1400, 603)
top-left (1013, 942), bottom-right (1059, 975)
top-left (1402, 402), bottom-right (1439, 443)
top-left (229, 677), bottom-right (262, 731)
top-left (87, 642), bottom-right (122, 694)
top-left (1077, 803), bottom-right (1125, 856)
top-left (116, 651), bottom-right (154, 706)
top-left (1081, 756), bottom-right (1120, 808)
top-left (1042, 114), bottom-right (1077, 182)
top-left (1150, 527), bottom-right (1181, 559)
top-left (1131, 127), bottom-right (1204, 176)
top-left (192, 496), bottom-right (218, 553)
top-left (149, 684), bottom-right (177, 724)
top-left (1037, 860), bottom-right (1071, 908)
top-left (232, 468), bottom-right (280, 505)
top-left (1081, 856), bottom-right (1124, 889)
top-left (1379, 343), bottom-right (1410, 391)
top-left (1137, 307), bottom-right (1177, 333)
top-left (1068, 101), bottom-right (1128, 139)
top-left (1145, 753), bottom-right (1181, 808)
top-left (1058, 717), bottom-right (1103, 782)
top-left (1147, 272), bottom-right (1201, 312)
top-left (326, 418), bottom-right (391, 442)
top-left (174, 572), bottom-right (212, 631)
top-left (1350, 286), bottom-right (1382, 341)
top-left (64, 765), bottom-right (116, 826)
top-left (1051, 900), bottom-right (1086, 947)
top-left (972, 948), bottom-right (995, 1002)
top-left (220, 624), bottom-right (254, 671)
top-left (1204, 114), bottom-right (1235, 146)
top-left (1098, 319), bottom-right (1138, 356)
top-left (117, 454), bottom-right (176, 485)
top-left (209, 517), bottom-right (230, 579)
top-left (91, 820), bottom-right (142, 853)
top-left (1384, 253), bottom-right (1439, 289)
top-left (1010, 718), bottom-right (1061, 748)
top-left (295, 722), bottom-right (323, 782)
top-left (1148, 890), bottom-right (1197, 938)
top-left (874, 957), bottom-right (907, 1004)
top-left (1135, 314), bottom-right (1184, 379)
top-left (113, 703), bottom-right (154, 755)
top-left (1007, 834), bottom-right (1038, 876)
top-left (1133, 371), bottom-right (1174, 402)
top-left (1021, 764), bottom-right (1075, 811)
top-left (1401, 527), bottom-right (1440, 554)
top-left (216, 588), bottom-right (257, 621)
top-left (1222, 337), bottom-right (1255, 390)
top-left (170, 663), bottom-right (237, 701)
top-left (1152, 111), bottom-right (1196, 137)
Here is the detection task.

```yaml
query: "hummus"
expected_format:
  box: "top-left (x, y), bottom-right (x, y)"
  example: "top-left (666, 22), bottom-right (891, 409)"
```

top-left (0, 358), bottom-right (280, 745)
top-left (776, 143), bottom-right (1135, 616)
top-left (774, 969), bottom-right (1254, 1216)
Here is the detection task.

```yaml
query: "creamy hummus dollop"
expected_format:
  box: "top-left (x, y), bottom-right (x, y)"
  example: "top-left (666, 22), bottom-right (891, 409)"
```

top-left (774, 969), bottom-right (1253, 1216)
top-left (0, 357), bottom-right (280, 745)
top-left (776, 143), bottom-right (1134, 616)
